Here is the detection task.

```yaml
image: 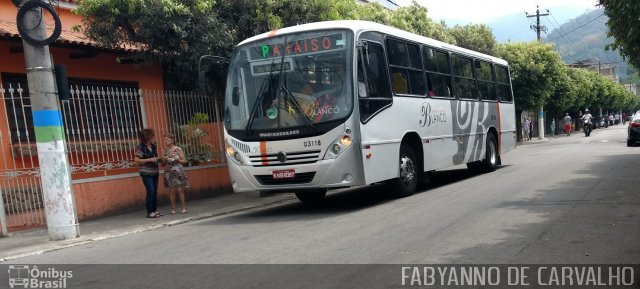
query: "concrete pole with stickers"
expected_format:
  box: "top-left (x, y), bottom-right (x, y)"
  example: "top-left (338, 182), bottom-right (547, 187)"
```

top-left (13, 0), bottom-right (79, 240)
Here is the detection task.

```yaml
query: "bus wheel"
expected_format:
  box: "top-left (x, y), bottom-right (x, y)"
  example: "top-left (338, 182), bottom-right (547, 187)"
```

top-left (392, 143), bottom-right (418, 197)
top-left (481, 133), bottom-right (498, 172)
top-left (295, 190), bottom-right (327, 205)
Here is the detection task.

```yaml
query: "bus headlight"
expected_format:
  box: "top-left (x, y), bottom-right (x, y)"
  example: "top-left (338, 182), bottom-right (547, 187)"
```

top-left (324, 134), bottom-right (353, 159)
top-left (340, 135), bottom-right (352, 146)
top-left (332, 143), bottom-right (341, 154)
top-left (225, 141), bottom-right (243, 165)
top-left (226, 145), bottom-right (235, 157)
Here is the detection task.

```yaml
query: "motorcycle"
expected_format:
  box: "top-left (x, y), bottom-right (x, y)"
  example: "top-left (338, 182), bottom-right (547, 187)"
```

top-left (583, 119), bottom-right (592, 137)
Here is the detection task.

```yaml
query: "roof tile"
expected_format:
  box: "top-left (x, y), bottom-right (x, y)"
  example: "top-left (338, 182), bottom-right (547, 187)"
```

top-left (0, 19), bottom-right (139, 51)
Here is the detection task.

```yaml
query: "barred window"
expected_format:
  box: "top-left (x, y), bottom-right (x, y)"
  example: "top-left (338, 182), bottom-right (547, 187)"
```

top-left (1, 73), bottom-right (142, 143)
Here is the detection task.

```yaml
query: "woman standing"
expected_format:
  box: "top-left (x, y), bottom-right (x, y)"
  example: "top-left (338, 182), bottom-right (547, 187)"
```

top-left (162, 133), bottom-right (190, 214)
top-left (135, 129), bottom-right (162, 218)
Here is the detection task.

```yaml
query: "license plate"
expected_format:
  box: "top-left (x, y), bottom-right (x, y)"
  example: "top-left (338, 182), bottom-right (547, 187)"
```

top-left (272, 169), bottom-right (295, 179)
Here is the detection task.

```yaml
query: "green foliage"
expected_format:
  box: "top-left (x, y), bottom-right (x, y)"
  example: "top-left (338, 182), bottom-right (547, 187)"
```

top-left (353, 1), bottom-right (392, 24)
top-left (448, 24), bottom-right (497, 55)
top-left (496, 42), bottom-right (566, 111)
top-left (76, 0), bottom-right (233, 90)
top-left (386, 1), bottom-right (456, 44)
top-left (74, 0), bottom-right (638, 113)
top-left (598, 0), bottom-right (640, 70)
top-left (176, 112), bottom-right (215, 164)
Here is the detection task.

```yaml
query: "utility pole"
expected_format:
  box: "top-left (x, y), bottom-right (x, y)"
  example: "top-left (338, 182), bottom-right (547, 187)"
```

top-left (527, 5), bottom-right (549, 139)
top-left (14, 0), bottom-right (79, 240)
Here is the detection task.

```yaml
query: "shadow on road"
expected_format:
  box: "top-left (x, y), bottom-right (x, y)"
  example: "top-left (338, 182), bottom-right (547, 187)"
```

top-left (431, 151), bottom-right (640, 264)
top-left (200, 166), bottom-right (503, 225)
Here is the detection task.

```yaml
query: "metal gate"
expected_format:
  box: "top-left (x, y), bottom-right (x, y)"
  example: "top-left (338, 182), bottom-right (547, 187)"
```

top-left (0, 83), bottom-right (224, 236)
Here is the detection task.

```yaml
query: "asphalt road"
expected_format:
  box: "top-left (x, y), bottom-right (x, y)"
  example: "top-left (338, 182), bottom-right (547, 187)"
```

top-left (3, 125), bottom-right (639, 288)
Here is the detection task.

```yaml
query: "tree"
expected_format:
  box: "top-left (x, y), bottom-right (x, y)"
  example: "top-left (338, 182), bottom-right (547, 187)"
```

top-left (387, 1), bottom-right (456, 44)
top-left (496, 42), bottom-right (566, 140)
top-left (496, 42), bottom-right (566, 112)
top-left (598, 0), bottom-right (640, 70)
top-left (353, 1), bottom-right (392, 24)
top-left (76, 0), bottom-right (233, 90)
top-left (448, 24), bottom-right (497, 55)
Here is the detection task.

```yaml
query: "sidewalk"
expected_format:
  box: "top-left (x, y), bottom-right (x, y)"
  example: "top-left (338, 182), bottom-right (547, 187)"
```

top-left (0, 191), bottom-right (295, 262)
top-left (518, 130), bottom-right (584, 145)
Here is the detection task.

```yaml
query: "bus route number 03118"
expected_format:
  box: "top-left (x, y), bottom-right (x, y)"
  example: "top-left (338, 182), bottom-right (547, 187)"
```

top-left (303, 140), bottom-right (321, 147)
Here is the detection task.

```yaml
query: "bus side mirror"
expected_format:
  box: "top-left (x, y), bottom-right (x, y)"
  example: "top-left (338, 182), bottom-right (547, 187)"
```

top-left (232, 87), bottom-right (240, 106)
top-left (198, 70), bottom-right (206, 92)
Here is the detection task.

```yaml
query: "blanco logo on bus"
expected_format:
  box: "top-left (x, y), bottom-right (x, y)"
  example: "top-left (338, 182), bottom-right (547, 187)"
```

top-left (419, 103), bottom-right (447, 127)
top-left (312, 105), bottom-right (339, 117)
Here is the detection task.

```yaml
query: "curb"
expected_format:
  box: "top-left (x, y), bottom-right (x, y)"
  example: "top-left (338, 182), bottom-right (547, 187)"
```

top-left (0, 196), bottom-right (295, 262)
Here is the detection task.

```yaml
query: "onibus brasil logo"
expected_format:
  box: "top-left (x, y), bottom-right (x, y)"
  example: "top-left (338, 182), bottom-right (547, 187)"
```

top-left (8, 265), bottom-right (72, 288)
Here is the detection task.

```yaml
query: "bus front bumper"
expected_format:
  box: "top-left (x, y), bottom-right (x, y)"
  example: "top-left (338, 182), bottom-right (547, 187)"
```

top-left (227, 147), bottom-right (364, 193)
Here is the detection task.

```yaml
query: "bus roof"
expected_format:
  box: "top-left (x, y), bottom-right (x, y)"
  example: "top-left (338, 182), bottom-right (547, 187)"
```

top-left (238, 20), bottom-right (508, 66)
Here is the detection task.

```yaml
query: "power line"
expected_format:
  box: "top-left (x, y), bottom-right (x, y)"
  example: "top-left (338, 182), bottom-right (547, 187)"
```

top-left (525, 6), bottom-right (549, 41)
top-left (546, 13), bottom-right (605, 42)
top-left (544, 15), bottom-right (591, 61)
top-left (387, 0), bottom-right (399, 7)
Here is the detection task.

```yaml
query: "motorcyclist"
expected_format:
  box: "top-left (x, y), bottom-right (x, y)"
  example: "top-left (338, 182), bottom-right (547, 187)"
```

top-left (581, 109), bottom-right (594, 136)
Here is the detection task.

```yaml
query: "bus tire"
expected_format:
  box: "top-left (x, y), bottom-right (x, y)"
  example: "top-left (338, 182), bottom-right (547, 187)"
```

top-left (295, 189), bottom-right (326, 205)
top-left (481, 133), bottom-right (498, 172)
top-left (391, 143), bottom-right (418, 197)
top-left (466, 161), bottom-right (481, 172)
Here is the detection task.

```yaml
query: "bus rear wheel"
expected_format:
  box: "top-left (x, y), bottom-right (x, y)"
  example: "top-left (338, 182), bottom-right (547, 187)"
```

top-left (480, 133), bottom-right (498, 172)
top-left (391, 143), bottom-right (418, 197)
top-left (295, 189), bottom-right (327, 205)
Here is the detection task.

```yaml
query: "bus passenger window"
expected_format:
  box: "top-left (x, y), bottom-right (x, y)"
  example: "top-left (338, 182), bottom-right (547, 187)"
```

top-left (358, 42), bottom-right (392, 122)
top-left (391, 70), bottom-right (408, 94)
top-left (423, 47), bottom-right (452, 98)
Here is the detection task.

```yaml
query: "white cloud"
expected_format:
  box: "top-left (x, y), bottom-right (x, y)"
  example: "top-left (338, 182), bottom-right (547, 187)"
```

top-left (396, 0), bottom-right (598, 23)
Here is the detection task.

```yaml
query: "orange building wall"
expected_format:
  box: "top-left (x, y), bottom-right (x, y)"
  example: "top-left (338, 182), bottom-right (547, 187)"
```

top-left (74, 167), bottom-right (232, 220)
top-left (1, 0), bottom-right (84, 29)
top-left (1, 0), bottom-right (233, 222)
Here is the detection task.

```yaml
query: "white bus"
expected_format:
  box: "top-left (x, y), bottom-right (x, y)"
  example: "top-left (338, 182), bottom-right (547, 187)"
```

top-left (221, 20), bottom-right (516, 203)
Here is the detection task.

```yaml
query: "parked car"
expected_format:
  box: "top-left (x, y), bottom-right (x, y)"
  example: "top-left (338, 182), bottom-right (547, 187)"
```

top-left (628, 111), bottom-right (640, 147)
top-left (595, 116), bottom-right (608, 128)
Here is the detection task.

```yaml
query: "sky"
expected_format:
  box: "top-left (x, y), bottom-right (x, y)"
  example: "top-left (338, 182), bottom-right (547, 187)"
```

top-left (395, 0), bottom-right (599, 23)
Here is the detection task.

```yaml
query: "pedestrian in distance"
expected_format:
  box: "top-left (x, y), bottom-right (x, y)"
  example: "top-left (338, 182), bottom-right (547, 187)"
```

top-left (529, 119), bottom-right (534, 140)
top-left (608, 113), bottom-right (614, 126)
top-left (522, 117), bottom-right (530, 141)
top-left (135, 128), bottom-right (162, 218)
top-left (162, 133), bottom-right (190, 214)
top-left (563, 113), bottom-right (572, 136)
top-left (550, 118), bottom-right (556, 136)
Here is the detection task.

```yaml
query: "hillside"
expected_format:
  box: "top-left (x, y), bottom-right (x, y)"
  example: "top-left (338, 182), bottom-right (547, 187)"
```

top-left (485, 6), bottom-right (587, 43)
top-left (544, 8), bottom-right (633, 79)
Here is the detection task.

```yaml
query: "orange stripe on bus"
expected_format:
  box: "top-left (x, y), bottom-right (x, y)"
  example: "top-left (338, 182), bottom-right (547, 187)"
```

top-left (260, 141), bottom-right (268, 165)
top-left (496, 102), bottom-right (502, 153)
top-left (268, 30), bottom-right (278, 37)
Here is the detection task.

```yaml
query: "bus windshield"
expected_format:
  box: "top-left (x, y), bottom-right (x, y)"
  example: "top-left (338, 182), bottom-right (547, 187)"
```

top-left (224, 29), bottom-right (354, 135)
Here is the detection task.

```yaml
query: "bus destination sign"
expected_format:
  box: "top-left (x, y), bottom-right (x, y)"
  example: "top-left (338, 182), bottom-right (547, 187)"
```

top-left (249, 33), bottom-right (345, 61)
top-left (251, 61), bottom-right (292, 75)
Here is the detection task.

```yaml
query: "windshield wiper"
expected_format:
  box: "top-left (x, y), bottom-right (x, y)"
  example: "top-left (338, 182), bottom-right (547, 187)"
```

top-left (273, 36), bottom-right (313, 129)
top-left (245, 59), bottom-right (276, 134)
top-left (280, 85), bottom-right (315, 129)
